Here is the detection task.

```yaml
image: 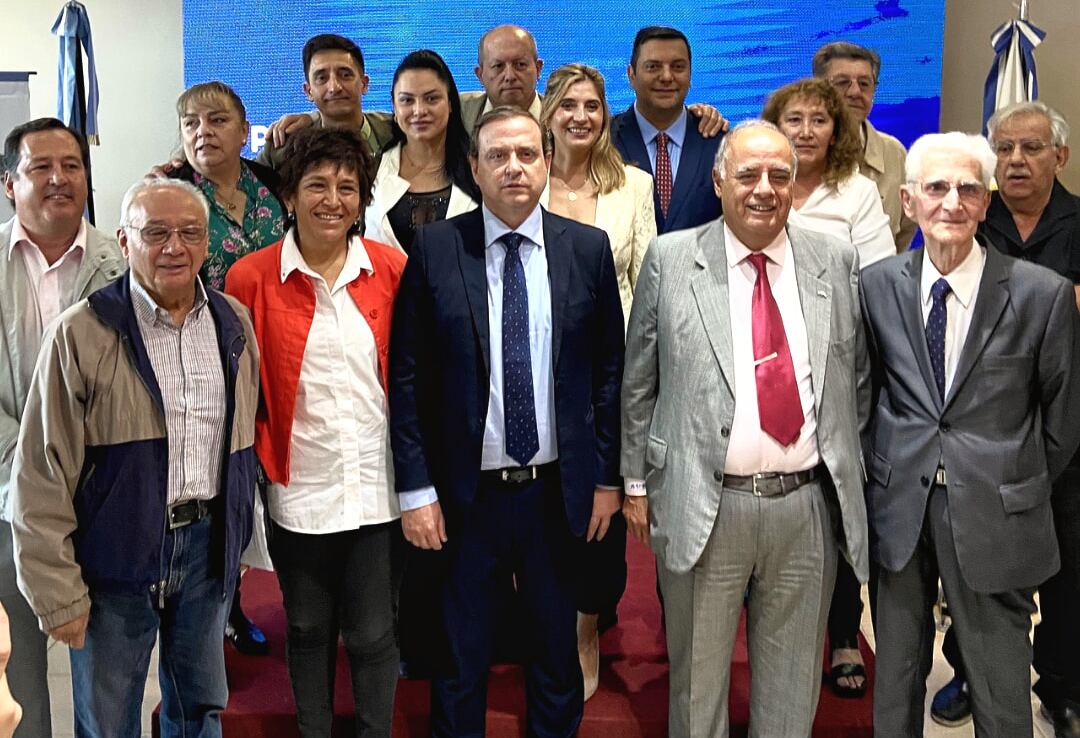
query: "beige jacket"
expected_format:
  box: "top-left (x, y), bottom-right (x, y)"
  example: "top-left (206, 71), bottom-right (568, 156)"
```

top-left (862, 120), bottom-right (917, 252)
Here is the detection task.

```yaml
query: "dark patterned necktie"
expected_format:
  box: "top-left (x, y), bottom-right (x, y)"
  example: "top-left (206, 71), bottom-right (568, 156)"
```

top-left (500, 233), bottom-right (539, 465)
top-left (747, 253), bottom-right (803, 446)
top-left (925, 277), bottom-right (951, 400)
top-left (655, 131), bottom-right (673, 219)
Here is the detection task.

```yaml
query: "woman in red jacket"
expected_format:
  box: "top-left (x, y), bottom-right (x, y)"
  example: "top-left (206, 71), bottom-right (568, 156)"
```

top-left (226, 127), bottom-right (406, 738)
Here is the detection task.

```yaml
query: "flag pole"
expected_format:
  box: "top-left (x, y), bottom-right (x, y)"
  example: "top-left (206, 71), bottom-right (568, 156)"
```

top-left (1019, 0), bottom-right (1029, 21)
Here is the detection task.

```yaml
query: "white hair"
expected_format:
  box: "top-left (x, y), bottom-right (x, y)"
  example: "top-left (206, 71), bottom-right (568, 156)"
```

top-left (986, 100), bottom-right (1069, 147)
top-left (119, 178), bottom-right (209, 225)
top-left (905, 132), bottom-right (997, 188)
top-left (713, 119), bottom-right (799, 179)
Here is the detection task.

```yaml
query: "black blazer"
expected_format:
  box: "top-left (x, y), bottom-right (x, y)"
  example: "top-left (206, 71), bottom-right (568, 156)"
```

top-left (611, 105), bottom-right (722, 234)
top-left (389, 208), bottom-right (624, 536)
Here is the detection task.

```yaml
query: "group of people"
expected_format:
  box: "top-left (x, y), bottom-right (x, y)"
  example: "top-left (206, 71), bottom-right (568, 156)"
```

top-left (0, 18), bottom-right (1077, 738)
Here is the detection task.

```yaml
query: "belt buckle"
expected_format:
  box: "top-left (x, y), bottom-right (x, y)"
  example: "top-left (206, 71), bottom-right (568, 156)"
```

top-left (752, 472), bottom-right (767, 497)
top-left (935, 467), bottom-right (948, 486)
top-left (500, 466), bottom-right (537, 484)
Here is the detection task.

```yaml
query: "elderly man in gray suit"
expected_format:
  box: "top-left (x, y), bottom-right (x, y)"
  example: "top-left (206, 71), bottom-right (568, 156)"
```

top-left (621, 120), bottom-right (869, 737)
top-left (862, 131), bottom-right (1080, 738)
top-left (0, 117), bottom-right (124, 738)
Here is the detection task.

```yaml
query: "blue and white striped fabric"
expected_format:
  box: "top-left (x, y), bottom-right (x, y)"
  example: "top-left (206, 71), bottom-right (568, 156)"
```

top-left (982, 18), bottom-right (1045, 134)
top-left (51, 1), bottom-right (100, 144)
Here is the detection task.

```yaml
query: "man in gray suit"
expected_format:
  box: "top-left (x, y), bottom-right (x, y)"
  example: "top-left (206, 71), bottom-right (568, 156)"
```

top-left (0, 117), bottom-right (124, 738)
top-left (622, 120), bottom-right (869, 737)
top-left (862, 131), bottom-right (1080, 738)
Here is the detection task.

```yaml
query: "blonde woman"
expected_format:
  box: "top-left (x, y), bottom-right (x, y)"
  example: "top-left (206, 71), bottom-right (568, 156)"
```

top-left (540, 63), bottom-right (656, 699)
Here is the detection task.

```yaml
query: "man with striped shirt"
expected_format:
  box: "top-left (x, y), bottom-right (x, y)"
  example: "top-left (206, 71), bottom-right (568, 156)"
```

top-left (10, 179), bottom-right (260, 738)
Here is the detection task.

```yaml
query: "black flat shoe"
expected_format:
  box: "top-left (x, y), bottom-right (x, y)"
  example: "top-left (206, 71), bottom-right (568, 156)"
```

top-left (225, 616), bottom-right (270, 656)
top-left (1042, 703), bottom-right (1080, 738)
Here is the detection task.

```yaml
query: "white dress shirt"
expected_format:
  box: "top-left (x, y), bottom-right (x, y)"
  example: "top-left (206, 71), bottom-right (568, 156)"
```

top-left (9, 217), bottom-right (85, 386)
top-left (722, 224), bottom-right (821, 475)
top-left (398, 204), bottom-right (558, 511)
top-left (920, 241), bottom-right (986, 396)
top-left (268, 233), bottom-right (398, 533)
top-left (788, 173), bottom-right (895, 269)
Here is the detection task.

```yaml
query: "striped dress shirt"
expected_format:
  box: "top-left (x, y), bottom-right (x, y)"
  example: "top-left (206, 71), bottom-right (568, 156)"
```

top-left (130, 275), bottom-right (226, 505)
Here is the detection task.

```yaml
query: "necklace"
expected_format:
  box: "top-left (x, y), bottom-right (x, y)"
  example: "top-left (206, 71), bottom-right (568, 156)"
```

top-left (215, 187), bottom-right (241, 213)
top-left (554, 172), bottom-right (591, 202)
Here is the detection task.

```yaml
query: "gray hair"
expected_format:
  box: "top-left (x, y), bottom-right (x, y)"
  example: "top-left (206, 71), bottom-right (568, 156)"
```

top-left (986, 100), bottom-right (1070, 147)
top-left (905, 132), bottom-right (997, 188)
top-left (713, 119), bottom-right (798, 179)
top-left (119, 178), bottom-right (209, 225)
top-left (812, 41), bottom-right (882, 83)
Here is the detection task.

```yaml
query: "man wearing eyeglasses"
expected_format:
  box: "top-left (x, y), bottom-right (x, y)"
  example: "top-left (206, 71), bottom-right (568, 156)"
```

top-left (0, 117), bottom-right (124, 738)
top-left (860, 132), bottom-right (1080, 738)
top-left (813, 41), bottom-right (916, 252)
top-left (10, 178), bottom-right (260, 738)
top-left (932, 101), bottom-right (1080, 736)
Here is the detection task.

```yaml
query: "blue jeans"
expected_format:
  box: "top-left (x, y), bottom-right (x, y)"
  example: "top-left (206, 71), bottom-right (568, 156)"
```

top-left (70, 510), bottom-right (231, 738)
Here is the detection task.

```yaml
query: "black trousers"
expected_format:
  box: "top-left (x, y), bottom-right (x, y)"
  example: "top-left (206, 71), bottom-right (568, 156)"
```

top-left (270, 520), bottom-right (400, 738)
top-left (431, 469), bottom-right (582, 738)
top-left (827, 556), bottom-right (864, 650)
top-left (576, 510), bottom-right (627, 618)
top-left (943, 464), bottom-right (1080, 713)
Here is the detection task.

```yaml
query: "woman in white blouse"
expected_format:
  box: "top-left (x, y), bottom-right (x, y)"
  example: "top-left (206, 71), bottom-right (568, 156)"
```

top-left (763, 77), bottom-right (895, 269)
top-left (539, 63), bottom-right (657, 700)
top-left (226, 127), bottom-right (406, 737)
top-left (365, 49), bottom-right (479, 255)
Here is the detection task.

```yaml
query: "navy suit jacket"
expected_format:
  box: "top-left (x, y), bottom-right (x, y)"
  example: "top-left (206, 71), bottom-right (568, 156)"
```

top-left (611, 105), bottom-right (722, 234)
top-left (389, 208), bottom-right (624, 537)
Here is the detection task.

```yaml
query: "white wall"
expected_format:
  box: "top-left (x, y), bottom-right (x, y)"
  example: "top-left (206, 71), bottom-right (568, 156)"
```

top-left (0, 0), bottom-right (185, 232)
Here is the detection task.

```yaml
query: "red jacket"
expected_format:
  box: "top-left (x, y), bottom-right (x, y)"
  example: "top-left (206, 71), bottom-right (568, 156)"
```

top-left (225, 236), bottom-right (406, 485)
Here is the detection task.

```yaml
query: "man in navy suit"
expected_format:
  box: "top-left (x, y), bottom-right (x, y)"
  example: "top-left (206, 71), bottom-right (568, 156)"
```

top-left (389, 107), bottom-right (624, 737)
top-left (612, 26), bottom-right (723, 234)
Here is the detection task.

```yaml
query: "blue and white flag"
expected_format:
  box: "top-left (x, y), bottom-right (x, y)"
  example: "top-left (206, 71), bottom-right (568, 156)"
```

top-left (51, 1), bottom-right (100, 144)
top-left (982, 18), bottom-right (1045, 134)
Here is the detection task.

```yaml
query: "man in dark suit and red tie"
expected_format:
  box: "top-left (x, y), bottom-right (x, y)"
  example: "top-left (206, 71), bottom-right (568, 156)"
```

top-left (612, 26), bottom-right (724, 234)
top-left (389, 106), bottom-right (624, 738)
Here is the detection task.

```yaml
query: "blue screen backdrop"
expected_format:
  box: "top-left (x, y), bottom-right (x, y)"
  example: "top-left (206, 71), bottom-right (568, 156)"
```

top-left (181, 0), bottom-right (944, 158)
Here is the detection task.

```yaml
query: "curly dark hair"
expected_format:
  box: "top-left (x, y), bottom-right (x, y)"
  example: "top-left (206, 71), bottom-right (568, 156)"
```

top-left (761, 77), bottom-right (862, 190)
top-left (277, 126), bottom-right (375, 209)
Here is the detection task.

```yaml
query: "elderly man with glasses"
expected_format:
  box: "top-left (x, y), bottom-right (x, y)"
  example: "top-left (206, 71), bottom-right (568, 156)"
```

top-left (814, 41), bottom-right (917, 252)
top-left (860, 131), bottom-right (1080, 738)
top-left (10, 178), bottom-right (260, 738)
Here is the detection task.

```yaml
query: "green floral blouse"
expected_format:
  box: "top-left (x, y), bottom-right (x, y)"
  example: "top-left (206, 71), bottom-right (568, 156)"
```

top-left (193, 164), bottom-right (285, 290)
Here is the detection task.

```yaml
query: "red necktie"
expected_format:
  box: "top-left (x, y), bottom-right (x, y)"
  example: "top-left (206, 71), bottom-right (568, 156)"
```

top-left (747, 253), bottom-right (803, 446)
top-left (654, 131), bottom-right (672, 218)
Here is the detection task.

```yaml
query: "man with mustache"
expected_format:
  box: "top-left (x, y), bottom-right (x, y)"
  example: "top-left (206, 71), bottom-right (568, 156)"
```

top-left (11, 178), bottom-right (260, 738)
top-left (621, 120), bottom-right (869, 736)
top-left (932, 102), bottom-right (1080, 736)
top-left (0, 117), bottom-right (124, 738)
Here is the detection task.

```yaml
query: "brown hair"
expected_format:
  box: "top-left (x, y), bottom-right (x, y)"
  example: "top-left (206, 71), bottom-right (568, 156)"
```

top-left (762, 77), bottom-right (862, 189)
top-left (540, 63), bottom-right (626, 195)
top-left (277, 127), bottom-right (374, 208)
top-left (176, 81), bottom-right (247, 121)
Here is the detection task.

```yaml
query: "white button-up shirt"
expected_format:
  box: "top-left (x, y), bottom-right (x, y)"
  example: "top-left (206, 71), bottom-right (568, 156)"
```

top-left (267, 233), bottom-right (398, 533)
top-left (9, 217), bottom-right (85, 386)
top-left (722, 224), bottom-right (821, 475)
top-left (920, 241), bottom-right (986, 396)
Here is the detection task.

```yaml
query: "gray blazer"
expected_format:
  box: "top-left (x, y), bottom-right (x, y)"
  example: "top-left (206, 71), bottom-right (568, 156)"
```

top-left (0, 217), bottom-right (125, 520)
top-left (622, 217), bottom-right (870, 578)
top-left (860, 243), bottom-right (1080, 593)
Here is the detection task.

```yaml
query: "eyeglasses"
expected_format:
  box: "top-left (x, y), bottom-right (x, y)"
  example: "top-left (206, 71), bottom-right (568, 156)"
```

top-left (992, 140), bottom-right (1053, 157)
top-left (915, 180), bottom-right (987, 203)
top-left (123, 224), bottom-right (207, 246)
top-left (827, 75), bottom-right (875, 92)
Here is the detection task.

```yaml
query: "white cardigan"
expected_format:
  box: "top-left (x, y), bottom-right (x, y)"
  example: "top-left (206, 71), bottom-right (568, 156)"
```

top-left (541, 164), bottom-right (656, 325)
top-left (364, 143), bottom-right (478, 252)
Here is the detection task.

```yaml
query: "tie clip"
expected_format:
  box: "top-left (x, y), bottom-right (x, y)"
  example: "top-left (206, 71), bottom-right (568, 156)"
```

top-left (753, 352), bottom-right (778, 366)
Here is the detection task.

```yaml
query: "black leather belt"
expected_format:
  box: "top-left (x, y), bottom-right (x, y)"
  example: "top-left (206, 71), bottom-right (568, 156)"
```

top-left (167, 497), bottom-right (218, 529)
top-left (723, 465), bottom-right (821, 497)
top-left (481, 462), bottom-right (555, 485)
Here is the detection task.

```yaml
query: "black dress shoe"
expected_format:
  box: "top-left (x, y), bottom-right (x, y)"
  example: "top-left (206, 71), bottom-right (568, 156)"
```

top-left (225, 616), bottom-right (270, 656)
top-left (1041, 703), bottom-right (1080, 738)
top-left (930, 675), bottom-right (971, 727)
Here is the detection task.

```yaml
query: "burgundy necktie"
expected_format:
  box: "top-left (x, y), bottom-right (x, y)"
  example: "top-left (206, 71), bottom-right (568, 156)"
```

top-left (654, 131), bottom-right (672, 219)
top-left (746, 253), bottom-right (803, 446)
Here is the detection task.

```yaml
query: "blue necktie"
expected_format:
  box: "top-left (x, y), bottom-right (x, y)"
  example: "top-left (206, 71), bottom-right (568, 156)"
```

top-left (501, 233), bottom-right (539, 466)
top-left (925, 278), bottom-right (951, 400)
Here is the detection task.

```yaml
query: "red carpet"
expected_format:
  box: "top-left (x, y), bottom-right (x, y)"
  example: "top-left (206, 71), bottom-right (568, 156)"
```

top-left (155, 538), bottom-right (873, 736)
